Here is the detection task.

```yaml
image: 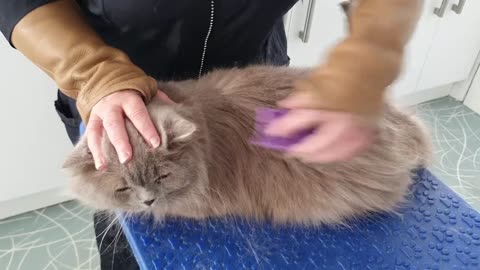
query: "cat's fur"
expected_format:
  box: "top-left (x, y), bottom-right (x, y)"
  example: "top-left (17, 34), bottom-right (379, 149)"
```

top-left (64, 66), bottom-right (431, 225)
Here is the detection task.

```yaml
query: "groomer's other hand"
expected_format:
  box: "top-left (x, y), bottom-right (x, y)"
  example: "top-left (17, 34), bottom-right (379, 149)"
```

top-left (86, 90), bottom-right (172, 170)
top-left (266, 94), bottom-right (376, 164)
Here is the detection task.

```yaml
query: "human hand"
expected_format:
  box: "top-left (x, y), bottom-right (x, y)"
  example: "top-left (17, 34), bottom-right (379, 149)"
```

top-left (86, 90), bottom-right (172, 170)
top-left (265, 95), bottom-right (376, 163)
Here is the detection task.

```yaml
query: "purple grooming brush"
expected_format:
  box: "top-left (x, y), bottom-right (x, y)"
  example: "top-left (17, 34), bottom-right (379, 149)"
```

top-left (250, 108), bottom-right (315, 151)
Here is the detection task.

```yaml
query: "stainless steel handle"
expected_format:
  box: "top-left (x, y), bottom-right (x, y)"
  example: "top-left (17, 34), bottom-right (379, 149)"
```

top-left (434, 0), bottom-right (450, 17)
top-left (299, 0), bottom-right (316, 43)
top-left (452, 0), bottom-right (466, 14)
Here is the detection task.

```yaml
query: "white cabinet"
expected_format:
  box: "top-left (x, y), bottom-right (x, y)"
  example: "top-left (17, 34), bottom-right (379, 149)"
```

top-left (0, 39), bottom-right (72, 219)
top-left (465, 82), bottom-right (480, 115)
top-left (390, 0), bottom-right (441, 97)
top-left (286, 0), bottom-right (347, 68)
top-left (418, 0), bottom-right (480, 90)
top-left (286, 0), bottom-right (480, 102)
top-left (464, 64), bottom-right (480, 114)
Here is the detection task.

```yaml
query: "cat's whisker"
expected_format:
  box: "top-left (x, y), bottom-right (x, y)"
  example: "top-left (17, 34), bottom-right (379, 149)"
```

top-left (98, 216), bottom-right (119, 255)
top-left (93, 211), bottom-right (112, 226)
top-left (110, 223), bottom-right (124, 268)
top-left (99, 225), bottom-right (122, 257)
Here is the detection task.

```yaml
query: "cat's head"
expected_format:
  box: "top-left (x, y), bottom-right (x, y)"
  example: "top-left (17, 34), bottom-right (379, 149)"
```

top-left (63, 100), bottom-right (208, 217)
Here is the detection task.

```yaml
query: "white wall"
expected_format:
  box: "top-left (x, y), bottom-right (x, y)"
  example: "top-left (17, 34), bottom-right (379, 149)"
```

top-left (0, 39), bottom-right (72, 219)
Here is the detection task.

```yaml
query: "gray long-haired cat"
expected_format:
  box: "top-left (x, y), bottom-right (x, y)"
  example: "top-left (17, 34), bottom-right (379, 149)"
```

top-left (64, 66), bottom-right (431, 225)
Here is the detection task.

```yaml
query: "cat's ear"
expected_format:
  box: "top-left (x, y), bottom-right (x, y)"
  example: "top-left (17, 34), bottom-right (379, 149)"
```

top-left (156, 110), bottom-right (197, 149)
top-left (63, 137), bottom-right (95, 169)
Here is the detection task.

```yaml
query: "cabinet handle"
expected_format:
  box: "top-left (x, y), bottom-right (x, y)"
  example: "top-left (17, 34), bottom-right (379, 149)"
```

top-left (452, 0), bottom-right (466, 14)
top-left (299, 0), bottom-right (316, 43)
top-left (434, 0), bottom-right (450, 17)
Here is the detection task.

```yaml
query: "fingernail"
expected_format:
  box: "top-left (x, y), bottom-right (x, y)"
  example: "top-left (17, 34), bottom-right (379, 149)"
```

top-left (277, 99), bottom-right (290, 107)
top-left (278, 96), bottom-right (296, 108)
top-left (95, 159), bottom-right (105, 171)
top-left (150, 137), bottom-right (161, 148)
top-left (95, 160), bottom-right (101, 170)
top-left (119, 152), bottom-right (130, 164)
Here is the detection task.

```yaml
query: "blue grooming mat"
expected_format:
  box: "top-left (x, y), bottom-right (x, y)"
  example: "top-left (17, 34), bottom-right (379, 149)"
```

top-left (79, 124), bottom-right (480, 269)
top-left (120, 170), bottom-right (480, 270)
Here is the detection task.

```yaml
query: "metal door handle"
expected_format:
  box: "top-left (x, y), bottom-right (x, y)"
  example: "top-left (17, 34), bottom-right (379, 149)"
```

top-left (299, 0), bottom-right (316, 43)
top-left (452, 0), bottom-right (466, 14)
top-left (434, 0), bottom-right (450, 17)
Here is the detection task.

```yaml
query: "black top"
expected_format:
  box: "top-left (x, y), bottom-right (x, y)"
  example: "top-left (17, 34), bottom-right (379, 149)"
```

top-left (0, 2), bottom-right (298, 268)
top-left (0, 0), bottom-right (297, 81)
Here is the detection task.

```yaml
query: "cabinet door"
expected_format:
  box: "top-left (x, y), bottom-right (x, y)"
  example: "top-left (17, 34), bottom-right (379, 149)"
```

top-left (418, 0), bottom-right (480, 90)
top-left (0, 39), bottom-right (72, 218)
top-left (390, 0), bottom-right (441, 97)
top-left (286, 0), bottom-right (348, 67)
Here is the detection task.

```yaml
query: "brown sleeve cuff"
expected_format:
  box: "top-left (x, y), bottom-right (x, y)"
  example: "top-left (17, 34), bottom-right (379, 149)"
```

top-left (11, 0), bottom-right (157, 123)
top-left (296, 0), bottom-right (423, 119)
top-left (68, 47), bottom-right (159, 122)
top-left (75, 72), bottom-right (158, 123)
top-left (296, 38), bottom-right (402, 119)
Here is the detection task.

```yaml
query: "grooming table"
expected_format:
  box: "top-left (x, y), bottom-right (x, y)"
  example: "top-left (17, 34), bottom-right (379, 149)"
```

top-left (79, 124), bottom-right (480, 269)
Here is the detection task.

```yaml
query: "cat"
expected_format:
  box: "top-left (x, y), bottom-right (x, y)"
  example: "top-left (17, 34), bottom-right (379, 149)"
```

top-left (63, 65), bottom-right (431, 226)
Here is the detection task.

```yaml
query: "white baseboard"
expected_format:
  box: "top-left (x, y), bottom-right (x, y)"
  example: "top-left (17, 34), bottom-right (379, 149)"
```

top-left (451, 50), bottom-right (480, 101)
top-left (465, 69), bottom-right (480, 115)
top-left (0, 187), bottom-right (72, 220)
top-left (450, 80), bottom-right (471, 101)
top-left (392, 84), bottom-right (452, 107)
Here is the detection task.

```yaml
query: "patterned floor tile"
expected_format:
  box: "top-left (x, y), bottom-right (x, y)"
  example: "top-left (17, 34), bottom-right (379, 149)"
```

top-left (416, 97), bottom-right (480, 210)
top-left (0, 201), bottom-right (99, 270)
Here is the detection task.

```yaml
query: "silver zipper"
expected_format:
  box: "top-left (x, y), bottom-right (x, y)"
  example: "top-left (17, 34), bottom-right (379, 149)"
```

top-left (198, 0), bottom-right (215, 78)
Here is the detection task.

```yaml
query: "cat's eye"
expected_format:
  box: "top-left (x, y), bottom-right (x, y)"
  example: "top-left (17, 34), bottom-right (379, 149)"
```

top-left (155, 173), bottom-right (171, 184)
top-left (115, 187), bottom-right (131, 193)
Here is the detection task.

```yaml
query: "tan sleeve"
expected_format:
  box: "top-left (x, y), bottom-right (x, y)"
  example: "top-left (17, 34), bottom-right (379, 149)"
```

top-left (295, 0), bottom-right (423, 119)
top-left (11, 0), bottom-right (158, 122)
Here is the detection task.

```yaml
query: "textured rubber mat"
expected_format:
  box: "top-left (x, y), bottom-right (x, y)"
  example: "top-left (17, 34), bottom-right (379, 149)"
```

top-left (119, 169), bottom-right (480, 269)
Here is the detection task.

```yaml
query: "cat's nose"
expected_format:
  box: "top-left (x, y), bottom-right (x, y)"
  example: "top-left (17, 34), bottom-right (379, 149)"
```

top-left (143, 199), bottom-right (155, 206)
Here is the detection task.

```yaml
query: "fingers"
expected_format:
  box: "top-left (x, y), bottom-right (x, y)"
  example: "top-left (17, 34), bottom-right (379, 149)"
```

top-left (85, 90), bottom-right (164, 169)
top-left (86, 115), bottom-right (106, 170)
top-left (102, 107), bottom-right (132, 164)
top-left (266, 107), bottom-right (375, 163)
top-left (289, 120), bottom-right (348, 155)
top-left (156, 91), bottom-right (175, 104)
top-left (124, 98), bottom-right (161, 148)
top-left (299, 128), bottom-right (372, 163)
top-left (265, 110), bottom-right (323, 138)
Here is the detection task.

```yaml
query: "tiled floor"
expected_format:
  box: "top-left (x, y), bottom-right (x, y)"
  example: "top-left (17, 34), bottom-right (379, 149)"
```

top-left (416, 97), bottom-right (480, 210)
top-left (0, 201), bottom-right (99, 270)
top-left (0, 97), bottom-right (479, 270)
